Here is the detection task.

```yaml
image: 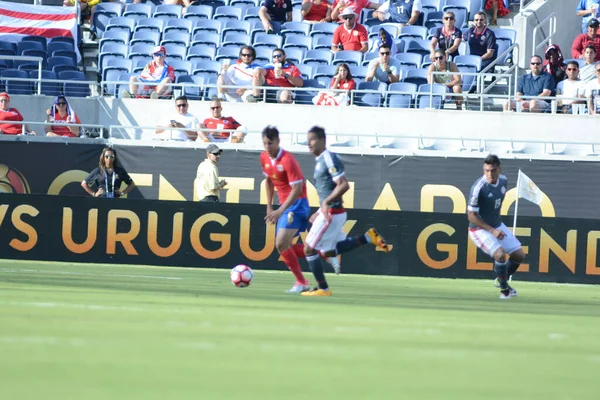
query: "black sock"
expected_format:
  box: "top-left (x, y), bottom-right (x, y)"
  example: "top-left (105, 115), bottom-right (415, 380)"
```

top-left (306, 253), bottom-right (328, 290)
top-left (335, 235), bottom-right (367, 255)
top-left (507, 259), bottom-right (521, 276)
top-left (493, 260), bottom-right (509, 290)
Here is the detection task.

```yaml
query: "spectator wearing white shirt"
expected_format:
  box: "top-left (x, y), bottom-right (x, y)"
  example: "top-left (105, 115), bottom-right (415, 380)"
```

top-left (557, 61), bottom-right (586, 114)
top-left (217, 46), bottom-right (261, 103)
top-left (579, 44), bottom-right (598, 82)
top-left (585, 64), bottom-right (600, 114)
top-left (155, 96), bottom-right (200, 141)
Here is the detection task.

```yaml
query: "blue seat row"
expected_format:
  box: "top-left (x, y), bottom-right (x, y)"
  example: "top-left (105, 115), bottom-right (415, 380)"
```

top-left (0, 69), bottom-right (90, 97)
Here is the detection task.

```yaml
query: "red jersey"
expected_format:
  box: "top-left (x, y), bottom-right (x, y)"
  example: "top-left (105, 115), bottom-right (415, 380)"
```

top-left (330, 78), bottom-right (356, 90)
top-left (260, 148), bottom-right (307, 204)
top-left (332, 22), bottom-right (369, 51)
top-left (202, 116), bottom-right (240, 140)
top-left (0, 108), bottom-right (24, 135)
top-left (304, 0), bottom-right (330, 21)
top-left (264, 63), bottom-right (302, 87)
top-left (49, 112), bottom-right (81, 137)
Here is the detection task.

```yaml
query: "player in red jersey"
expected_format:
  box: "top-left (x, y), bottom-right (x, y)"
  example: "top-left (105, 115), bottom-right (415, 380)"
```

top-left (260, 126), bottom-right (312, 293)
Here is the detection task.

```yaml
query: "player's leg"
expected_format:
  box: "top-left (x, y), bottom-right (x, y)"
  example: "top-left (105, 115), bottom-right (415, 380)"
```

top-left (277, 205), bottom-right (311, 293)
top-left (320, 227), bottom-right (390, 258)
top-left (469, 228), bottom-right (511, 299)
top-left (498, 224), bottom-right (525, 297)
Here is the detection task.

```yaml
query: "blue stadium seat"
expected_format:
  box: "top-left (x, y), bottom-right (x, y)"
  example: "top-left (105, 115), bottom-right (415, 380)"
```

top-left (99, 30), bottom-right (130, 47)
top-left (130, 30), bottom-right (160, 46)
top-left (253, 33), bottom-right (283, 50)
top-left (295, 78), bottom-right (325, 105)
top-left (350, 66), bottom-right (368, 79)
top-left (103, 65), bottom-right (130, 95)
top-left (17, 41), bottom-right (44, 55)
top-left (313, 65), bottom-right (338, 79)
top-left (52, 51), bottom-right (77, 67)
top-left (469, 0), bottom-right (484, 20)
top-left (21, 49), bottom-right (46, 68)
top-left (213, 6), bottom-right (242, 21)
top-left (394, 53), bottom-right (423, 68)
top-left (132, 57), bottom-right (151, 73)
top-left (163, 43), bottom-right (187, 60)
top-left (458, 65), bottom-right (477, 93)
top-left (192, 32), bottom-right (221, 48)
top-left (283, 35), bottom-right (312, 51)
top-left (0, 42), bottom-right (16, 53)
top-left (283, 48), bottom-right (305, 64)
top-left (313, 34), bottom-right (333, 50)
top-left (0, 49), bottom-right (15, 69)
top-left (185, 5), bottom-right (213, 21)
top-left (153, 4), bottom-right (183, 19)
top-left (1, 69), bottom-right (31, 95)
top-left (116, 72), bottom-right (135, 98)
top-left (49, 56), bottom-right (77, 71)
top-left (243, 6), bottom-right (261, 21)
top-left (442, 0), bottom-right (471, 14)
top-left (222, 20), bottom-right (251, 37)
top-left (494, 28), bottom-right (516, 44)
top-left (164, 19), bottom-right (194, 35)
top-left (92, 3), bottom-right (123, 38)
top-left (398, 25), bottom-right (428, 40)
top-left (255, 47), bottom-right (272, 64)
top-left (203, 75), bottom-right (219, 99)
top-left (442, 7), bottom-right (467, 28)
top-left (368, 24), bottom-right (399, 40)
top-left (64, 81), bottom-right (91, 98)
top-left (454, 54), bottom-right (482, 71)
top-left (386, 82), bottom-right (417, 108)
top-left (422, 0), bottom-right (442, 12)
top-left (403, 68), bottom-right (429, 86)
top-left (222, 33), bottom-right (251, 47)
top-left (161, 31), bottom-right (191, 47)
top-left (58, 70), bottom-right (86, 81)
top-left (17, 62), bottom-right (41, 72)
top-left (405, 39), bottom-right (431, 57)
top-left (215, 46), bottom-right (241, 62)
top-left (177, 74), bottom-right (205, 100)
top-left (425, 11), bottom-right (444, 29)
top-left (355, 81), bottom-right (386, 107)
top-left (99, 43), bottom-right (128, 73)
top-left (417, 83), bottom-right (446, 108)
top-left (168, 60), bottom-right (193, 75)
top-left (296, 64), bottom-right (313, 79)
top-left (106, 16), bottom-right (136, 35)
top-left (135, 18), bottom-right (165, 34)
top-left (281, 21), bottom-right (311, 37)
top-left (231, 0), bottom-right (256, 7)
top-left (30, 70), bottom-right (60, 96)
top-left (22, 35), bottom-right (47, 52)
top-left (123, 3), bottom-right (153, 18)
top-left (106, 58), bottom-right (133, 72)
top-left (129, 43), bottom-right (155, 58)
top-left (332, 50), bottom-right (362, 66)
top-left (193, 19), bottom-right (223, 35)
top-left (303, 49), bottom-right (332, 66)
top-left (310, 22), bottom-right (337, 37)
top-left (191, 60), bottom-right (221, 77)
top-left (186, 45), bottom-right (216, 61)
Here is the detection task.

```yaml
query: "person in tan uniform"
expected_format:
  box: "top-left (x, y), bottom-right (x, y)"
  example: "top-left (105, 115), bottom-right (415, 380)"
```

top-left (195, 144), bottom-right (227, 203)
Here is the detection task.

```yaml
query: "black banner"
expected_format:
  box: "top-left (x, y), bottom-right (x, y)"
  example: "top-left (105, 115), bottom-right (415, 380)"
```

top-left (1, 141), bottom-right (599, 219)
top-left (1, 194), bottom-right (599, 284)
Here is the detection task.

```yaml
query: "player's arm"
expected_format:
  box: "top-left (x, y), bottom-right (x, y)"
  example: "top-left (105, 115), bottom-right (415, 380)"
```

top-left (323, 175), bottom-right (349, 207)
top-left (265, 175), bottom-right (275, 211)
top-left (467, 211), bottom-right (495, 232)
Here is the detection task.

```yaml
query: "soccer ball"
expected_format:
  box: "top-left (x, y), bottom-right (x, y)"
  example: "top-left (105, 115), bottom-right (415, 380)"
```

top-left (230, 264), bottom-right (253, 288)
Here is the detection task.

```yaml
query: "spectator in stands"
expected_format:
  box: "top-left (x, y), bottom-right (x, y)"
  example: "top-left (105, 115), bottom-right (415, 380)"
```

top-left (543, 44), bottom-right (566, 86)
top-left (585, 64), bottom-right (600, 114)
top-left (427, 50), bottom-right (462, 110)
top-left (217, 46), bottom-right (261, 103)
top-left (249, 48), bottom-right (304, 104)
top-left (572, 18), bottom-right (600, 61)
top-left (331, 9), bottom-right (369, 53)
top-left (430, 11), bottom-right (462, 61)
top-left (504, 55), bottom-right (555, 113)
top-left (44, 96), bottom-right (81, 137)
top-left (372, 0), bottom-right (422, 27)
top-left (124, 46), bottom-right (175, 99)
top-left (485, 0), bottom-right (509, 26)
top-left (81, 147), bottom-right (135, 199)
top-left (63, 0), bottom-right (101, 17)
top-left (369, 28), bottom-right (398, 54)
top-left (463, 11), bottom-right (496, 71)
top-left (576, 0), bottom-right (600, 34)
top-left (556, 61), bottom-right (586, 114)
top-left (0, 92), bottom-right (35, 136)
top-left (313, 63), bottom-right (355, 106)
top-left (330, 63), bottom-right (356, 91)
top-left (155, 95), bottom-right (200, 142)
top-left (195, 144), bottom-right (227, 203)
top-left (259, 0), bottom-right (293, 34)
top-left (200, 98), bottom-right (246, 143)
top-left (302, 0), bottom-right (332, 23)
top-left (365, 44), bottom-right (400, 84)
top-left (331, 0), bottom-right (379, 24)
top-left (579, 44), bottom-right (598, 82)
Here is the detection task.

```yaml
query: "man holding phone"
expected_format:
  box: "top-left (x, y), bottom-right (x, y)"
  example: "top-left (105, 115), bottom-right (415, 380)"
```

top-left (155, 95), bottom-right (201, 141)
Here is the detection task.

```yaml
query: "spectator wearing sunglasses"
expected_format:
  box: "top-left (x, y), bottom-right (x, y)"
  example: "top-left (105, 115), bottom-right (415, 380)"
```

top-left (556, 61), bottom-right (586, 114)
top-left (249, 48), bottom-right (303, 104)
top-left (332, 0), bottom-right (379, 24)
top-left (365, 44), bottom-right (400, 84)
top-left (124, 46), bottom-right (176, 99)
top-left (195, 144), bottom-right (227, 203)
top-left (0, 92), bottom-right (36, 136)
top-left (331, 8), bottom-right (368, 53)
top-left (372, 0), bottom-right (422, 27)
top-left (217, 46), bottom-right (261, 103)
top-left (463, 12), bottom-right (496, 71)
top-left (200, 98), bottom-right (246, 143)
top-left (81, 147), bottom-right (135, 199)
top-left (259, 0), bottom-right (293, 34)
top-left (584, 63), bottom-right (600, 114)
top-left (427, 50), bottom-right (463, 110)
top-left (155, 95), bottom-right (200, 142)
top-left (430, 11), bottom-right (462, 61)
top-left (576, 0), bottom-right (600, 34)
top-left (44, 96), bottom-right (81, 137)
top-left (504, 55), bottom-right (555, 113)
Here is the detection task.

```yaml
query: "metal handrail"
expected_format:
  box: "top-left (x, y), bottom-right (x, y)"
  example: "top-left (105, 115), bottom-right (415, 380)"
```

top-left (0, 55), bottom-right (43, 95)
top-left (0, 120), bottom-right (106, 137)
top-left (532, 12), bottom-right (556, 57)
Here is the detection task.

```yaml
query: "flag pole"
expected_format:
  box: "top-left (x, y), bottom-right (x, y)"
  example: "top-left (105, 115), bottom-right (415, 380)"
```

top-left (512, 169), bottom-right (521, 235)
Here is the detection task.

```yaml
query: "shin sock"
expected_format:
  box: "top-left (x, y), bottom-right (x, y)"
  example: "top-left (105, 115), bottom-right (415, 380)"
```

top-left (335, 235), bottom-right (368, 255)
top-left (292, 243), bottom-right (306, 259)
top-left (281, 247), bottom-right (308, 285)
top-left (493, 260), bottom-right (509, 290)
top-left (306, 253), bottom-right (328, 290)
top-left (507, 259), bottom-right (521, 277)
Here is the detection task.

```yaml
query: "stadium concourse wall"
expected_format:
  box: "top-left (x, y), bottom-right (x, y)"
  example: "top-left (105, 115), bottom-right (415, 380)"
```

top-left (7, 95), bottom-right (600, 145)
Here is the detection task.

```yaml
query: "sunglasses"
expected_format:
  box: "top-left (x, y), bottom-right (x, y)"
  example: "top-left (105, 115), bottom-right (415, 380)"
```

top-left (240, 53), bottom-right (253, 57)
top-left (176, 103), bottom-right (188, 108)
top-left (379, 51), bottom-right (390, 55)
top-left (434, 56), bottom-right (444, 60)
top-left (56, 102), bottom-right (67, 106)
top-left (105, 155), bottom-right (115, 159)
top-left (530, 62), bottom-right (541, 65)
top-left (342, 16), bottom-right (355, 20)
top-left (153, 53), bottom-right (165, 57)
top-left (210, 106), bottom-right (221, 110)
top-left (596, 69), bottom-right (600, 72)
top-left (273, 54), bottom-right (283, 58)
top-left (444, 16), bottom-right (455, 20)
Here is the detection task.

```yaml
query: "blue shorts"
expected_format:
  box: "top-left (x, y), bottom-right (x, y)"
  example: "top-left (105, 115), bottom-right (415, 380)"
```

top-left (276, 198), bottom-right (310, 237)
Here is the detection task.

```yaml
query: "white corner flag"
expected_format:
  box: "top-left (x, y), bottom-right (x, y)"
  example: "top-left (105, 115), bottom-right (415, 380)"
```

top-left (512, 169), bottom-right (544, 234)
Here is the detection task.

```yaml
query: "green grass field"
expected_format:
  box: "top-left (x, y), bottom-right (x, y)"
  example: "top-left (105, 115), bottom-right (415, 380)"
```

top-left (0, 259), bottom-right (599, 400)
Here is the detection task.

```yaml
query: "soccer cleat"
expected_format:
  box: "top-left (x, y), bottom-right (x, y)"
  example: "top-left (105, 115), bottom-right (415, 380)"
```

top-left (150, 90), bottom-right (159, 99)
top-left (326, 257), bottom-right (341, 275)
top-left (499, 289), bottom-right (511, 300)
top-left (301, 287), bottom-right (332, 297)
top-left (365, 228), bottom-right (390, 252)
top-left (509, 287), bottom-right (518, 297)
top-left (285, 283), bottom-right (310, 294)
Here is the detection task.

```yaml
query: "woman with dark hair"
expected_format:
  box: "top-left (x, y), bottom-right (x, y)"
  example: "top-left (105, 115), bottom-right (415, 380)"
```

top-left (45, 95), bottom-right (81, 137)
top-left (330, 63), bottom-right (356, 91)
top-left (80, 147), bottom-right (136, 198)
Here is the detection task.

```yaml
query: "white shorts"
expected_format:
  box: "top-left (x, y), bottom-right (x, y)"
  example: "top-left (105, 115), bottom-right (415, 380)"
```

top-left (468, 223), bottom-right (522, 257)
top-left (305, 210), bottom-right (347, 252)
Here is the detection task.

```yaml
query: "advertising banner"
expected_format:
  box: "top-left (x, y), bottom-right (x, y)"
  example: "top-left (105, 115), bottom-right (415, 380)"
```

top-left (1, 194), bottom-right (599, 284)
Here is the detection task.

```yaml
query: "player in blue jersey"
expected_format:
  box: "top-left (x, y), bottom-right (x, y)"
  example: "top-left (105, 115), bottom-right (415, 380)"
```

top-left (467, 155), bottom-right (526, 299)
top-left (301, 126), bottom-right (390, 297)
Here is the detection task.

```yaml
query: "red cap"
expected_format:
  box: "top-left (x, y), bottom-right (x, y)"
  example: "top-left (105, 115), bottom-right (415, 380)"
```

top-left (151, 45), bottom-right (167, 56)
top-left (0, 92), bottom-right (9, 100)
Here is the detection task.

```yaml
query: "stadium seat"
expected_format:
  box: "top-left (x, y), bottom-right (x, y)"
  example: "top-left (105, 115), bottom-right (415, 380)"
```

top-left (1, 69), bottom-right (31, 95)
top-left (222, 20), bottom-right (251, 37)
top-left (161, 31), bottom-right (191, 47)
top-left (454, 55), bottom-right (482, 71)
top-left (386, 82), bottom-right (417, 108)
top-left (185, 5), bottom-right (213, 21)
top-left (203, 75), bottom-right (219, 99)
top-left (100, 30), bottom-right (130, 46)
top-left (130, 30), bottom-right (160, 46)
top-left (222, 33), bottom-right (251, 48)
top-left (417, 83), bottom-right (446, 108)
top-left (21, 49), bottom-right (47, 68)
top-left (193, 19), bottom-right (223, 36)
top-left (163, 43), bottom-right (187, 60)
top-left (17, 41), bottom-right (44, 55)
top-left (310, 22), bottom-right (337, 37)
top-left (295, 78), bottom-right (325, 105)
top-left (494, 28), bottom-right (517, 44)
top-left (177, 74), bottom-right (205, 100)
top-left (349, 66), bottom-right (367, 79)
top-left (332, 50), bottom-right (362, 66)
top-left (106, 16), bottom-right (136, 35)
top-left (213, 6), bottom-right (242, 21)
top-left (99, 43), bottom-right (128, 73)
top-left (215, 47), bottom-right (241, 63)
top-left (135, 18), bottom-right (165, 34)
top-left (283, 35), bottom-right (312, 51)
top-left (132, 57), bottom-right (151, 73)
top-left (422, 0), bottom-right (442, 12)
top-left (103, 67), bottom-right (128, 95)
top-left (313, 65), bottom-right (338, 79)
top-left (425, 11), bottom-right (444, 29)
top-left (458, 65), bottom-right (477, 93)
top-left (395, 53), bottom-right (423, 68)
top-left (368, 24), bottom-right (399, 40)
top-left (169, 60), bottom-right (193, 75)
top-left (442, 7), bottom-right (467, 28)
top-left (29, 70), bottom-right (60, 96)
top-left (58, 70), bottom-right (86, 81)
top-left (186, 45), bottom-right (216, 61)
top-left (405, 39), bottom-right (431, 57)
top-left (192, 32), bottom-right (221, 48)
top-left (255, 47), bottom-right (272, 64)
top-left (243, 6), bottom-right (261, 21)
top-left (469, 0), bottom-right (484, 20)
top-left (361, 52), bottom-right (378, 66)
top-left (0, 49), bottom-right (15, 69)
top-left (403, 68), bottom-right (429, 86)
top-left (116, 72), bottom-right (135, 98)
top-left (106, 58), bottom-right (133, 73)
top-left (253, 33), bottom-right (283, 50)
top-left (281, 21), bottom-right (311, 37)
top-left (192, 60), bottom-right (221, 77)
top-left (231, 0), bottom-right (256, 7)
top-left (164, 19), bottom-right (194, 35)
top-left (123, 3), bottom-right (153, 18)
top-left (92, 3), bottom-right (123, 38)
top-left (284, 48), bottom-right (305, 64)
top-left (355, 81), bottom-right (386, 107)
top-left (296, 64), bottom-right (313, 80)
top-left (398, 25), bottom-right (428, 40)
top-left (303, 49), bottom-right (332, 66)
top-left (129, 43), bottom-right (155, 58)
top-left (312, 35), bottom-right (333, 50)
top-left (153, 4), bottom-right (183, 19)
top-left (49, 56), bottom-right (77, 71)
top-left (22, 36), bottom-right (47, 52)
top-left (64, 81), bottom-right (90, 98)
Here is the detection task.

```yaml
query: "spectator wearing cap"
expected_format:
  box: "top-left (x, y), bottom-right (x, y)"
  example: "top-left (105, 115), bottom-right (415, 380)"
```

top-left (259, 0), bottom-right (293, 34)
top-left (195, 144), bottom-right (227, 203)
top-left (331, 0), bottom-right (379, 24)
top-left (45, 95), bottom-right (81, 137)
top-left (0, 92), bottom-right (36, 136)
top-left (576, 0), bottom-right (600, 34)
top-left (572, 18), bottom-right (600, 62)
top-left (124, 46), bottom-right (176, 99)
top-left (200, 98), bottom-right (246, 143)
top-left (579, 44), bottom-right (598, 82)
top-left (372, 0), bottom-right (422, 27)
top-left (155, 95), bottom-right (200, 142)
top-left (331, 8), bottom-right (369, 53)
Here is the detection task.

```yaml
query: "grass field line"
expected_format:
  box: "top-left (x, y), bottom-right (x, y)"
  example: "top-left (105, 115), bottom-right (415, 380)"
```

top-left (0, 268), bottom-right (182, 280)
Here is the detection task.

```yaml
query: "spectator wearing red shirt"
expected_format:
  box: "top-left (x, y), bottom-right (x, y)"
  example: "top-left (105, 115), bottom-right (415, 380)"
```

top-left (45, 96), bottom-right (81, 137)
top-left (125, 46), bottom-right (176, 99)
top-left (250, 48), bottom-right (304, 103)
top-left (200, 98), bottom-right (246, 143)
top-left (301, 0), bottom-right (332, 23)
top-left (0, 92), bottom-right (35, 136)
top-left (572, 18), bottom-right (600, 62)
top-left (330, 63), bottom-right (356, 91)
top-left (331, 8), bottom-right (369, 53)
top-left (331, 0), bottom-right (379, 23)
